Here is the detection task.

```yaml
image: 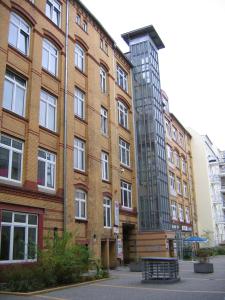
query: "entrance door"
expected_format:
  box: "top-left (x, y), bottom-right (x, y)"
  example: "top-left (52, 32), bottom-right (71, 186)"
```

top-left (122, 223), bottom-right (135, 264)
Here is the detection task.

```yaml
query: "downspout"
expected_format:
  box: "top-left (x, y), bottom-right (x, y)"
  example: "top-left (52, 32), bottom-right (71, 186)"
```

top-left (63, 0), bottom-right (69, 232)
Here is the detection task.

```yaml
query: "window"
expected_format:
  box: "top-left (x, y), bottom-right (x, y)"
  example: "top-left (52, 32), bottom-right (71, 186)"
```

top-left (3, 70), bottom-right (26, 117)
top-left (82, 21), bottom-right (87, 32)
top-left (8, 13), bottom-right (30, 55)
top-left (181, 157), bottom-right (187, 174)
top-left (37, 149), bottom-right (56, 189)
top-left (104, 43), bottom-right (108, 54)
top-left (118, 101), bottom-right (128, 129)
top-left (100, 66), bottom-right (107, 93)
top-left (74, 88), bottom-right (85, 119)
top-left (100, 107), bottom-right (108, 135)
top-left (103, 197), bottom-right (111, 228)
top-left (74, 138), bottom-right (85, 171)
top-left (76, 14), bottom-right (81, 25)
top-left (0, 211), bottom-right (37, 262)
top-left (100, 38), bottom-right (103, 49)
top-left (166, 144), bottom-right (173, 164)
top-left (171, 201), bottom-right (177, 220)
top-left (174, 151), bottom-right (180, 168)
top-left (101, 152), bottom-right (109, 181)
top-left (46, 0), bottom-right (61, 26)
top-left (39, 90), bottom-right (57, 131)
top-left (179, 133), bottom-right (184, 147)
top-left (116, 65), bottom-right (128, 92)
top-left (185, 207), bottom-right (190, 223)
top-left (0, 135), bottom-right (23, 182)
top-left (165, 120), bottom-right (171, 137)
top-left (75, 43), bottom-right (85, 72)
top-left (75, 189), bottom-right (87, 220)
top-left (183, 182), bottom-right (188, 197)
top-left (119, 138), bottom-right (130, 167)
top-left (121, 181), bottom-right (132, 208)
top-left (176, 177), bottom-right (182, 194)
top-left (42, 39), bottom-right (58, 76)
top-left (169, 172), bottom-right (176, 195)
top-left (172, 126), bottom-right (178, 141)
top-left (178, 204), bottom-right (184, 222)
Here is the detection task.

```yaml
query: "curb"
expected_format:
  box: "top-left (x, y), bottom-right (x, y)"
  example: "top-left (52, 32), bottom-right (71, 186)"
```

top-left (0, 277), bottom-right (112, 296)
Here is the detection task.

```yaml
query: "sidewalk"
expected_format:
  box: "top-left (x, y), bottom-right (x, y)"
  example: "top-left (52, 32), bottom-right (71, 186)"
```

top-left (1, 255), bottom-right (225, 300)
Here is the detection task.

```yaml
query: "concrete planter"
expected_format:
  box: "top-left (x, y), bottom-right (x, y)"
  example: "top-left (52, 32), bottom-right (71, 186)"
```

top-left (129, 261), bottom-right (142, 272)
top-left (194, 262), bottom-right (214, 273)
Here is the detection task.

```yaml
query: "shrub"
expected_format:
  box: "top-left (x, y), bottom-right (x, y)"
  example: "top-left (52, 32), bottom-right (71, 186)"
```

top-left (2, 232), bottom-right (90, 292)
top-left (214, 246), bottom-right (225, 255)
top-left (196, 248), bottom-right (213, 258)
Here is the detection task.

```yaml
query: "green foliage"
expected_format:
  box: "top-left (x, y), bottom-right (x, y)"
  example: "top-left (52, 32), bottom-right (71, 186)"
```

top-left (196, 248), bottom-right (213, 258)
top-left (213, 246), bottom-right (225, 255)
top-left (2, 232), bottom-right (90, 292)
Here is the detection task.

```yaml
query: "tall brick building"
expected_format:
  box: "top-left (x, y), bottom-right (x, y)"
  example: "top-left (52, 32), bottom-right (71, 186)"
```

top-left (0, 0), bottom-right (138, 267)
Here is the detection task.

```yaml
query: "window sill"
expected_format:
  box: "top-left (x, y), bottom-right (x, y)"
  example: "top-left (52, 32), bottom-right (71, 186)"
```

top-left (42, 68), bottom-right (60, 82)
top-left (102, 179), bottom-right (110, 184)
top-left (74, 169), bottom-right (88, 176)
top-left (0, 259), bottom-right (37, 264)
top-left (2, 108), bottom-right (29, 122)
top-left (39, 126), bottom-right (59, 136)
top-left (75, 218), bottom-right (88, 223)
top-left (75, 66), bottom-right (87, 77)
top-left (116, 83), bottom-right (131, 98)
top-left (8, 44), bottom-right (32, 62)
top-left (120, 164), bottom-right (132, 172)
top-left (101, 132), bottom-right (109, 138)
top-left (119, 124), bottom-right (130, 134)
top-left (0, 178), bottom-right (22, 187)
top-left (104, 226), bottom-right (112, 229)
top-left (38, 186), bottom-right (56, 194)
top-left (74, 115), bottom-right (88, 125)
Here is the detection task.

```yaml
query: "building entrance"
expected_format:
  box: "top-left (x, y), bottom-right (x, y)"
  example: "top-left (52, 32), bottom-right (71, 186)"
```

top-left (122, 223), bottom-right (135, 264)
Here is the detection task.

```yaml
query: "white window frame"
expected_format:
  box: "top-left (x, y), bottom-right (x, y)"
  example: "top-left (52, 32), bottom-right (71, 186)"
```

top-left (39, 89), bottom-right (57, 132)
top-left (42, 39), bottom-right (58, 76)
top-left (82, 20), bottom-right (87, 32)
top-left (166, 144), bottom-right (173, 164)
top-left (185, 207), bottom-right (190, 223)
top-left (0, 211), bottom-right (38, 263)
top-left (176, 177), bottom-right (182, 194)
top-left (74, 88), bottom-right (85, 119)
top-left (100, 66), bottom-right (107, 93)
top-left (74, 138), bottom-right (85, 172)
top-left (118, 101), bottom-right (128, 129)
top-left (46, 0), bottom-right (61, 27)
top-left (172, 126), bottom-right (178, 141)
top-left (0, 135), bottom-right (23, 183)
top-left (3, 70), bottom-right (27, 117)
top-left (75, 189), bottom-right (87, 220)
top-left (8, 13), bottom-right (30, 55)
top-left (76, 14), bottom-right (81, 25)
top-left (116, 65), bottom-right (128, 92)
top-left (37, 149), bottom-right (56, 190)
top-left (182, 158), bottom-right (187, 174)
top-left (103, 197), bottom-right (111, 228)
top-left (165, 120), bottom-right (171, 137)
top-left (75, 43), bottom-right (85, 72)
top-left (178, 204), bottom-right (184, 222)
top-left (183, 181), bottom-right (188, 197)
top-left (100, 107), bottom-right (108, 135)
top-left (119, 138), bottom-right (130, 167)
top-left (174, 151), bottom-right (180, 168)
top-left (121, 181), bottom-right (132, 209)
top-left (169, 172), bottom-right (176, 195)
top-left (101, 151), bottom-right (109, 181)
top-left (171, 201), bottom-right (177, 220)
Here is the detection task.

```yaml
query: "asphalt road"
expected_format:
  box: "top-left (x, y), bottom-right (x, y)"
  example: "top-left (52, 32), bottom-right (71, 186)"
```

top-left (1, 255), bottom-right (225, 300)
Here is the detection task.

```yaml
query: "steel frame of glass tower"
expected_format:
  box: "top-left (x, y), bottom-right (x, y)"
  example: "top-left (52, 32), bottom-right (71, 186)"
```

top-left (122, 26), bottom-right (171, 232)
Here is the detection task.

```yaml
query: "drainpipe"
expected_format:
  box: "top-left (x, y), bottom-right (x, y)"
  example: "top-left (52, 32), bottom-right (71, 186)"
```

top-left (63, 0), bottom-right (69, 232)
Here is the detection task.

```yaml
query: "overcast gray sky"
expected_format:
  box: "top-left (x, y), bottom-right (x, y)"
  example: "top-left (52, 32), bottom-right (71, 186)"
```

top-left (81, 0), bottom-right (225, 149)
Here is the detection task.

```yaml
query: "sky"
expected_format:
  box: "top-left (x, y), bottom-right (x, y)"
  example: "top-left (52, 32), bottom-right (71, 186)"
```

top-left (81, 0), bottom-right (225, 149)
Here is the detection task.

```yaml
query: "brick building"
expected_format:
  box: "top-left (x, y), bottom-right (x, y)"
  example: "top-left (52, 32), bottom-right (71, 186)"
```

top-left (0, 0), bottom-right (138, 267)
top-left (162, 91), bottom-right (198, 257)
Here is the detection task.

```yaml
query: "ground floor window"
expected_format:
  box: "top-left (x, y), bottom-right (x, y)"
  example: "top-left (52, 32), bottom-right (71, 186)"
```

top-left (0, 211), bottom-right (38, 262)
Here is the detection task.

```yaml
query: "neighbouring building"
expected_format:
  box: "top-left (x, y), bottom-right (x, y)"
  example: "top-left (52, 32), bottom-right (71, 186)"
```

top-left (122, 26), bottom-right (176, 257)
top-left (189, 130), bottom-right (225, 246)
top-left (0, 0), bottom-right (138, 268)
top-left (162, 91), bottom-right (198, 257)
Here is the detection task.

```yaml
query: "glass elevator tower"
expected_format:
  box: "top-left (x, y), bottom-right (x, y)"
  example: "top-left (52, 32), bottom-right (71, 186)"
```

top-left (122, 26), bottom-right (171, 231)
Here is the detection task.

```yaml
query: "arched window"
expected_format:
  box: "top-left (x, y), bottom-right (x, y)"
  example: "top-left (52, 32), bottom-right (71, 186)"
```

top-left (75, 43), bottom-right (85, 72)
top-left (118, 100), bottom-right (128, 129)
top-left (8, 12), bottom-right (30, 55)
top-left (42, 39), bottom-right (58, 76)
top-left (75, 189), bottom-right (87, 220)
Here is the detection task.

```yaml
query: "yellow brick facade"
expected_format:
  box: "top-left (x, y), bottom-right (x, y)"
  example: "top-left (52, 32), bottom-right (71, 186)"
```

top-left (0, 0), bottom-right (137, 267)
